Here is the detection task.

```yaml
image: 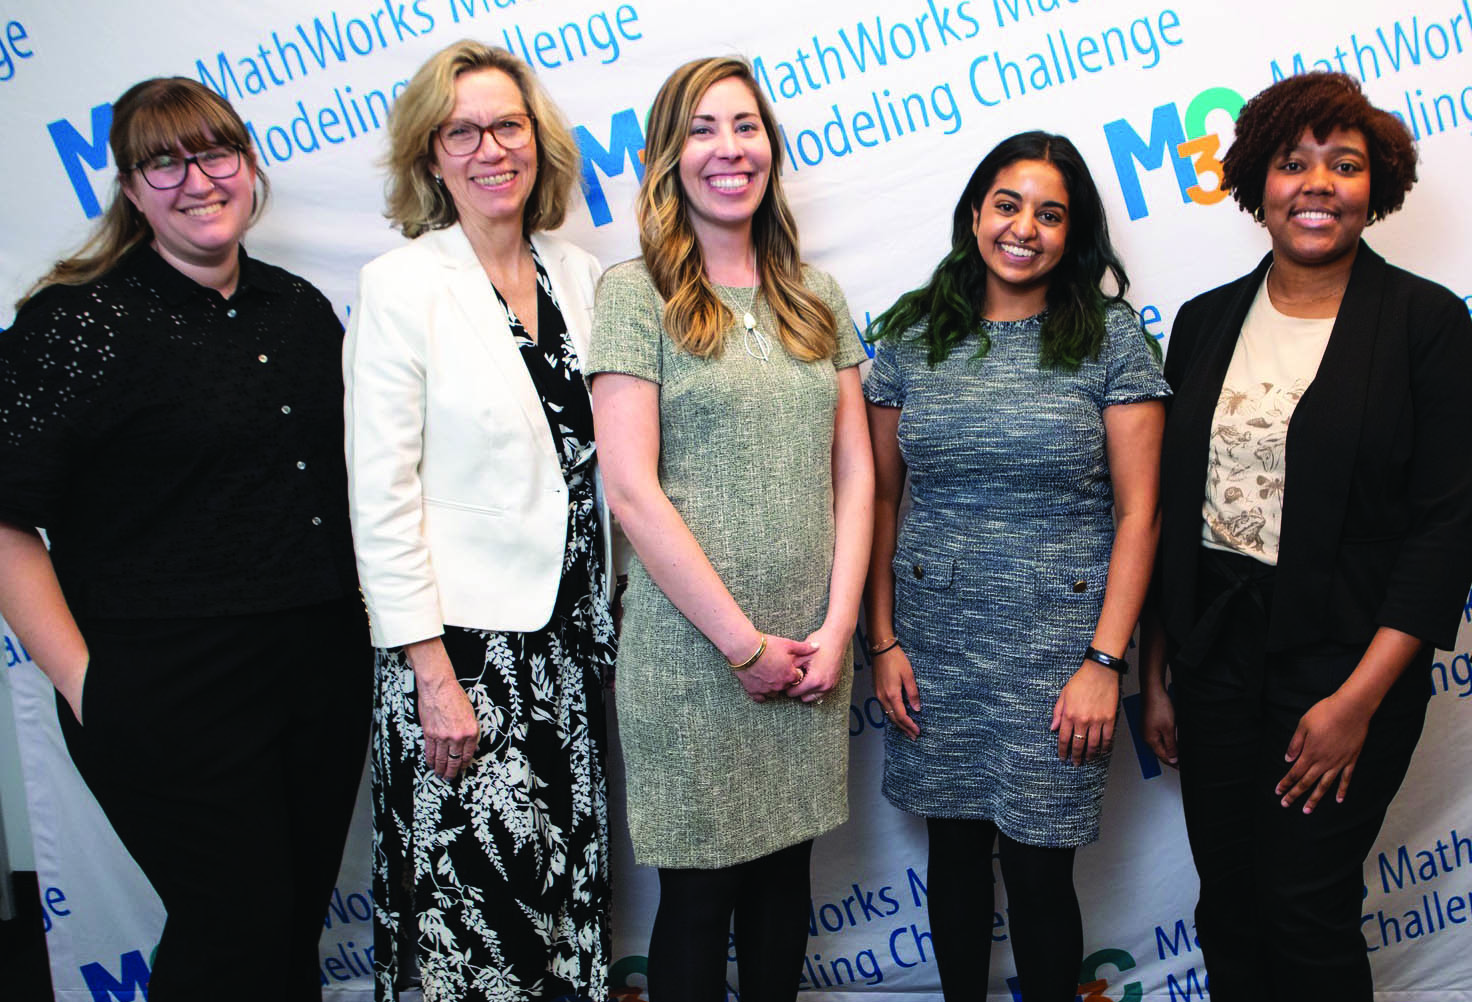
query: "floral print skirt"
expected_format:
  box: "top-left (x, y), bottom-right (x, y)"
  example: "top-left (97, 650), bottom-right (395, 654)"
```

top-left (370, 470), bottom-right (614, 1002)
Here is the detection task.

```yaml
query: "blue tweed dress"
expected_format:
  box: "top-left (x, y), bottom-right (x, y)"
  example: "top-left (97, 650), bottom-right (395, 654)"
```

top-left (863, 305), bottom-right (1169, 846)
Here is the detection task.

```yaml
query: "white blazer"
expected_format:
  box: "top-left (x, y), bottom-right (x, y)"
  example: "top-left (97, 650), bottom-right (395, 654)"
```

top-left (344, 224), bottom-right (606, 648)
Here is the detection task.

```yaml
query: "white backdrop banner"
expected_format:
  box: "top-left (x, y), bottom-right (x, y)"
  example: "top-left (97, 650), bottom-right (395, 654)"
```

top-left (2, 0), bottom-right (1471, 999)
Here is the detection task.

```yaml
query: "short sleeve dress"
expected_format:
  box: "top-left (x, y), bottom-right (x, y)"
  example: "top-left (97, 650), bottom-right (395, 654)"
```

top-left (587, 261), bottom-right (867, 869)
top-left (863, 304), bottom-right (1169, 846)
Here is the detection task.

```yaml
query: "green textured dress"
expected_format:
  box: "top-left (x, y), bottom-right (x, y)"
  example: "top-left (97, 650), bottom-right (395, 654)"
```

top-left (587, 260), bottom-right (867, 869)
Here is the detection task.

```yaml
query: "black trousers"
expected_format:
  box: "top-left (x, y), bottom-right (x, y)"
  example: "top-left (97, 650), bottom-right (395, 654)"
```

top-left (57, 597), bottom-right (373, 1001)
top-left (1173, 550), bottom-right (1429, 1002)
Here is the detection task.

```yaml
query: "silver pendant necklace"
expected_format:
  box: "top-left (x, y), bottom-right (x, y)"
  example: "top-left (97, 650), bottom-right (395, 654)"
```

top-left (739, 261), bottom-right (771, 363)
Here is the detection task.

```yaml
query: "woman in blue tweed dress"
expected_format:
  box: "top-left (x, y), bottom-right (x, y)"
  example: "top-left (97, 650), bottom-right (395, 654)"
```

top-left (863, 132), bottom-right (1168, 1001)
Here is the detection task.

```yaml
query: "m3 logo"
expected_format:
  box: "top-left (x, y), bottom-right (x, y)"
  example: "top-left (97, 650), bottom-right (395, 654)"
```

top-left (1102, 86), bottom-right (1245, 221)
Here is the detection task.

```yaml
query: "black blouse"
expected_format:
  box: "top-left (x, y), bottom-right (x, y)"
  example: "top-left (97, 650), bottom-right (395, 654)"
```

top-left (0, 245), bottom-right (359, 619)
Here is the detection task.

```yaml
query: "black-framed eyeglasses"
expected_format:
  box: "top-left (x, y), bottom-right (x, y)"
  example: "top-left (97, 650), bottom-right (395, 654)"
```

top-left (435, 114), bottom-right (536, 156)
top-left (129, 146), bottom-right (244, 190)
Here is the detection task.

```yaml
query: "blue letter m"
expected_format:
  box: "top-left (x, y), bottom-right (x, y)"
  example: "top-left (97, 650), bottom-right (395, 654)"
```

top-left (1102, 103), bottom-right (1193, 221)
top-left (49, 102), bottom-right (114, 220)
top-left (81, 948), bottom-right (151, 1000)
top-left (575, 108), bottom-right (645, 227)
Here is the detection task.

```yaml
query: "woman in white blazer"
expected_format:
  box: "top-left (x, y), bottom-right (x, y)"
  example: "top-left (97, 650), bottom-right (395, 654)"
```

top-left (343, 41), bottom-right (613, 1002)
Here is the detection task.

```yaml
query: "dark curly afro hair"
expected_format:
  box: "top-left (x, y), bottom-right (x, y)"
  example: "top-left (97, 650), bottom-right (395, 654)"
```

top-left (1221, 72), bottom-right (1417, 224)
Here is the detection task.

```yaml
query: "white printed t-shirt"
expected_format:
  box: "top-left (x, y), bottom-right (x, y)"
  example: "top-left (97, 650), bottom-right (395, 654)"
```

top-left (1201, 272), bottom-right (1335, 565)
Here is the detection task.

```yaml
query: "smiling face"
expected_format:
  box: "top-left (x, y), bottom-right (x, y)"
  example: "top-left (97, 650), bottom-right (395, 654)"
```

top-left (677, 75), bottom-right (772, 245)
top-left (123, 136), bottom-right (255, 273)
top-left (432, 67), bottom-right (537, 232)
top-left (971, 159), bottom-right (1069, 317)
top-left (1261, 126), bottom-right (1371, 270)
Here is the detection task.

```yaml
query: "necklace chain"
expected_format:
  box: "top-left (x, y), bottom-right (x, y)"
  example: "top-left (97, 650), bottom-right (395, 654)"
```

top-left (738, 259), bottom-right (770, 362)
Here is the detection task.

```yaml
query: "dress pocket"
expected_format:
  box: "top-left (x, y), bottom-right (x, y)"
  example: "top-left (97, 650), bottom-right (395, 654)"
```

top-left (893, 552), bottom-right (955, 592)
top-left (423, 495), bottom-right (507, 516)
top-left (892, 550), bottom-right (966, 652)
top-left (1034, 561), bottom-right (1110, 606)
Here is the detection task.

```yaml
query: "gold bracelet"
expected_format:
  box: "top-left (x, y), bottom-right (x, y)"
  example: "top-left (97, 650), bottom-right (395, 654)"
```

top-left (727, 634), bottom-right (767, 671)
top-left (868, 637), bottom-right (899, 656)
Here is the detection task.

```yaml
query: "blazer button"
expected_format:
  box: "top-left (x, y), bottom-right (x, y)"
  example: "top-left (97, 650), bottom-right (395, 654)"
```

top-left (913, 564), bottom-right (925, 580)
top-left (1072, 579), bottom-right (1087, 593)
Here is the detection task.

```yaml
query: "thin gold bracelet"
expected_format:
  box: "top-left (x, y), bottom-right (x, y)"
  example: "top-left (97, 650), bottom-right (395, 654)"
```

top-left (727, 634), bottom-right (767, 671)
top-left (869, 638), bottom-right (900, 656)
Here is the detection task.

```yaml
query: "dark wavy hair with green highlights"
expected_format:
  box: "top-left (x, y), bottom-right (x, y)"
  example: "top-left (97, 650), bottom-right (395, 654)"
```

top-left (869, 130), bottom-right (1153, 369)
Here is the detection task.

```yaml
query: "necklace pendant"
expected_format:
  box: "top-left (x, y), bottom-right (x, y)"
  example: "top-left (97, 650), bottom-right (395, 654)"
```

top-left (743, 326), bottom-right (771, 363)
top-left (743, 310), bottom-right (757, 332)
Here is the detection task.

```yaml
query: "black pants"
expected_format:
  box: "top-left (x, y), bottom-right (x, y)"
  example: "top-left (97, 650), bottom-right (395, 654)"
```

top-left (57, 598), bottom-right (373, 1001)
top-left (925, 818), bottom-right (1082, 1002)
top-left (1173, 550), bottom-right (1429, 1002)
top-left (647, 840), bottom-right (814, 1002)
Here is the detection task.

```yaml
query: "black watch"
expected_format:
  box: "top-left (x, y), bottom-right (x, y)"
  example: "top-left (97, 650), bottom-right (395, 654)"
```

top-left (1083, 645), bottom-right (1129, 675)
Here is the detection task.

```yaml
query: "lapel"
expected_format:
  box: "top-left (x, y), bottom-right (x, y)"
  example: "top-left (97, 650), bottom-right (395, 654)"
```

top-left (530, 232), bottom-right (594, 368)
top-left (1157, 256), bottom-right (1265, 645)
top-left (1272, 242), bottom-right (1387, 621)
top-left (1168, 253), bottom-right (1270, 524)
top-left (432, 224), bottom-right (555, 460)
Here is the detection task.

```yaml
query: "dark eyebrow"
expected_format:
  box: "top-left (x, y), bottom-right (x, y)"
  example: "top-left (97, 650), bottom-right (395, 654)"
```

top-left (690, 111), bottom-right (760, 121)
top-left (992, 187), bottom-right (1067, 211)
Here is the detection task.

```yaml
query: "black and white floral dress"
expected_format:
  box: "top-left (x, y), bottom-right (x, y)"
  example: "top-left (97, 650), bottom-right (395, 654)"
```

top-left (371, 247), bottom-right (615, 1002)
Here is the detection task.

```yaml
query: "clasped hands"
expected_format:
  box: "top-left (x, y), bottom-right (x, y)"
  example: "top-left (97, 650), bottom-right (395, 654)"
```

top-left (734, 627), bottom-right (843, 704)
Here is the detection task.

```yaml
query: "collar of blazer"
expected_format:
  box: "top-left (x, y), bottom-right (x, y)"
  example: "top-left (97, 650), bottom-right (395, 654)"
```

top-left (424, 223), bottom-right (594, 464)
top-left (421, 224), bottom-right (592, 349)
top-left (1167, 240), bottom-right (1390, 644)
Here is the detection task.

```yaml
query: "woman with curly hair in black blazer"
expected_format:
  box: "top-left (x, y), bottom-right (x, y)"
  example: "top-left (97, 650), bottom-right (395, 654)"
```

top-left (1141, 72), bottom-right (1472, 1000)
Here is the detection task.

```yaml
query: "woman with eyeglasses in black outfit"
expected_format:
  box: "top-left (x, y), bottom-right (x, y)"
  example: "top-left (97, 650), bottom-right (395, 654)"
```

top-left (0, 77), bottom-right (370, 999)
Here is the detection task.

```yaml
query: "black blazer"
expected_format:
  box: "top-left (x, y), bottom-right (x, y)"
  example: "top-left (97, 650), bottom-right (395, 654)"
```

top-left (1156, 242), bottom-right (1472, 654)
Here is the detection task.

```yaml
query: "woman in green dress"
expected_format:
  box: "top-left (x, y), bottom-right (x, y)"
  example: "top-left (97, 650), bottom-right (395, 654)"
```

top-left (587, 56), bottom-right (873, 1001)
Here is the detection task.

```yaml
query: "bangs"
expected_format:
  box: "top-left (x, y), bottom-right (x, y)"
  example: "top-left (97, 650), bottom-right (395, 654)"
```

top-left (1267, 80), bottom-right (1373, 157)
top-left (119, 86), bottom-right (251, 164)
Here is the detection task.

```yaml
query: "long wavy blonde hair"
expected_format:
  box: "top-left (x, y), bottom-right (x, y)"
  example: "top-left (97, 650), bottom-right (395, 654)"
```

top-left (637, 57), bottom-right (837, 361)
top-left (21, 77), bottom-right (267, 307)
top-left (384, 40), bottom-right (581, 238)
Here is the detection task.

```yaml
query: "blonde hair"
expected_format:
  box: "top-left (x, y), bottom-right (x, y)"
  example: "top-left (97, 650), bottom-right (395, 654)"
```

top-left (21, 77), bottom-right (267, 307)
top-left (384, 40), bottom-right (581, 238)
top-left (637, 57), bottom-right (837, 361)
